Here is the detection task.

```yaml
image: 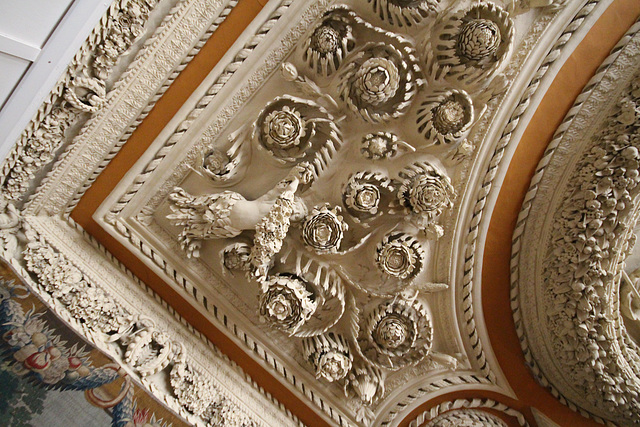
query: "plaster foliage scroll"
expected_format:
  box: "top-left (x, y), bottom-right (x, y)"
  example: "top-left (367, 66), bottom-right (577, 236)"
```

top-left (19, 217), bottom-right (299, 427)
top-left (511, 18), bottom-right (640, 426)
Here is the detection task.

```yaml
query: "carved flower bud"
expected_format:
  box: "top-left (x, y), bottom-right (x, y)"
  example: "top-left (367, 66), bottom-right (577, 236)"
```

top-left (373, 314), bottom-right (412, 350)
top-left (457, 19), bottom-right (501, 62)
top-left (222, 243), bottom-right (251, 271)
top-left (263, 106), bottom-right (306, 149)
top-left (311, 25), bottom-right (340, 54)
top-left (431, 3), bottom-right (514, 86)
top-left (317, 351), bottom-right (352, 382)
top-left (361, 132), bottom-right (398, 160)
top-left (354, 58), bottom-right (400, 106)
top-left (303, 11), bottom-right (354, 76)
top-left (410, 175), bottom-right (449, 214)
top-left (417, 89), bottom-right (474, 147)
top-left (343, 171), bottom-right (393, 222)
top-left (259, 274), bottom-right (317, 334)
top-left (203, 149), bottom-right (231, 177)
top-left (339, 43), bottom-right (418, 123)
top-left (375, 232), bottom-right (424, 280)
top-left (303, 333), bottom-right (352, 382)
top-left (280, 62), bottom-right (299, 82)
top-left (345, 362), bottom-right (385, 406)
top-left (302, 205), bottom-right (347, 254)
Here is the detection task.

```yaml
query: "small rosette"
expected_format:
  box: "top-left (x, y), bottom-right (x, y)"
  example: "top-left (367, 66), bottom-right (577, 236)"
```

top-left (343, 171), bottom-right (393, 222)
top-left (302, 205), bottom-right (348, 254)
top-left (375, 232), bottom-right (424, 281)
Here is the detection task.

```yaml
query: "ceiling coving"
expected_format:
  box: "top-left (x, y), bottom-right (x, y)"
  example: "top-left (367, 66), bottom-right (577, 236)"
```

top-left (1, 0), bottom-right (640, 425)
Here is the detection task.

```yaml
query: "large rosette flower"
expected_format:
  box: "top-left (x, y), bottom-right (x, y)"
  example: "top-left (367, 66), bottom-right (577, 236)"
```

top-left (357, 299), bottom-right (432, 370)
top-left (396, 162), bottom-right (455, 231)
top-left (259, 274), bottom-right (317, 335)
top-left (303, 332), bottom-right (352, 382)
top-left (430, 2), bottom-right (514, 87)
top-left (303, 8), bottom-right (355, 76)
top-left (368, 0), bottom-right (439, 27)
top-left (253, 96), bottom-right (342, 169)
top-left (416, 88), bottom-right (474, 147)
top-left (375, 232), bottom-right (424, 281)
top-left (302, 205), bottom-right (348, 254)
top-left (343, 171), bottom-right (393, 222)
top-left (338, 43), bottom-right (420, 123)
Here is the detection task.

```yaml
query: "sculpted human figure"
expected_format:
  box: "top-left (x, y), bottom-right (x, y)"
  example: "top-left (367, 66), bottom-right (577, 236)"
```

top-left (168, 162), bottom-right (311, 258)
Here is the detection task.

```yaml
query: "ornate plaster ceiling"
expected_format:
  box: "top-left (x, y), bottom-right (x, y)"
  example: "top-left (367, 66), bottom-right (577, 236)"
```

top-left (1, 0), bottom-right (640, 426)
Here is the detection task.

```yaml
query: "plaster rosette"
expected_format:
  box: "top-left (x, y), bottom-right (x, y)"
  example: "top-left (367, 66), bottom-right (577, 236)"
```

top-left (360, 132), bottom-right (401, 160)
top-left (357, 298), bottom-right (433, 370)
top-left (430, 2), bottom-right (514, 87)
top-left (258, 273), bottom-right (318, 336)
top-left (416, 88), bottom-right (475, 148)
top-left (375, 232), bottom-right (425, 283)
top-left (303, 8), bottom-right (355, 77)
top-left (343, 171), bottom-right (394, 223)
top-left (252, 95), bottom-right (342, 176)
top-left (367, 0), bottom-right (439, 27)
top-left (301, 204), bottom-right (348, 254)
top-left (396, 161), bottom-right (455, 234)
top-left (338, 42), bottom-right (420, 123)
top-left (275, 247), bottom-right (347, 337)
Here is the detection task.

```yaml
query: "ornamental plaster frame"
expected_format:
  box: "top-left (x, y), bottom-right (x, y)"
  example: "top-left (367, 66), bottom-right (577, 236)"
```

top-left (407, 398), bottom-right (528, 427)
top-left (510, 15), bottom-right (640, 426)
top-left (1, 0), bottom-right (617, 426)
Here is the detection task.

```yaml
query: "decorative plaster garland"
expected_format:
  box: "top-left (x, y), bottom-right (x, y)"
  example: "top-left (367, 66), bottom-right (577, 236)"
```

top-left (510, 17), bottom-right (640, 426)
top-left (19, 220), bottom-right (299, 427)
